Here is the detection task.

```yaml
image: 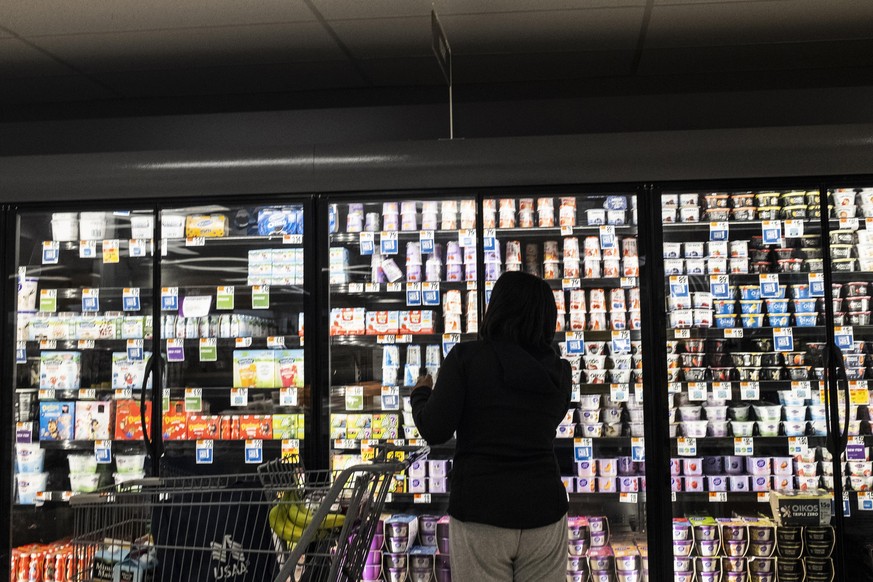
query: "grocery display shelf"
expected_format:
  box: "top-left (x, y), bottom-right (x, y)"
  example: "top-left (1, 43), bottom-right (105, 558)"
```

top-left (544, 278), bottom-right (638, 290)
top-left (671, 435), bottom-right (829, 446)
top-left (329, 334), bottom-right (479, 346)
top-left (671, 491), bottom-right (780, 502)
top-left (163, 234), bottom-right (303, 246)
top-left (15, 387), bottom-right (147, 395)
top-left (165, 284), bottom-right (305, 295)
top-left (491, 225), bottom-right (638, 237)
top-left (667, 326), bottom-right (831, 340)
top-left (666, 381), bottom-right (826, 392)
top-left (35, 440), bottom-right (147, 450)
top-left (330, 230), bottom-right (474, 244)
top-left (331, 281), bottom-right (473, 295)
top-left (662, 219), bottom-right (826, 232)
top-left (664, 272), bottom-right (823, 282)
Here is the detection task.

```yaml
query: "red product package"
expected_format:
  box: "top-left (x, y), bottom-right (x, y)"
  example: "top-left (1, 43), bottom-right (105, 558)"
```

top-left (186, 415), bottom-right (221, 440)
top-left (114, 400), bottom-right (152, 440)
top-left (220, 416), bottom-right (240, 440)
top-left (239, 415), bottom-right (272, 440)
top-left (162, 401), bottom-right (188, 441)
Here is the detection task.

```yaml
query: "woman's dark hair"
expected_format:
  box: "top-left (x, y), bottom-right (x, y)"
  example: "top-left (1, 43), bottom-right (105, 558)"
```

top-left (480, 271), bottom-right (557, 351)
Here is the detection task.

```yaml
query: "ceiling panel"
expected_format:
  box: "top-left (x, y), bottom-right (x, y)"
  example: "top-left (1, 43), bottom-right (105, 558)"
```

top-left (647, 0), bottom-right (873, 47)
top-left (435, 0), bottom-right (648, 14)
top-left (313, 0), bottom-right (431, 20)
top-left (30, 23), bottom-right (346, 73)
top-left (358, 57), bottom-right (445, 86)
top-left (638, 38), bottom-right (873, 75)
top-left (330, 17), bottom-right (431, 59)
top-left (0, 0), bottom-right (316, 36)
top-left (0, 74), bottom-right (112, 104)
top-left (0, 37), bottom-right (79, 77)
top-left (454, 50), bottom-right (636, 83)
top-left (95, 60), bottom-right (365, 98)
top-left (441, 7), bottom-right (645, 54)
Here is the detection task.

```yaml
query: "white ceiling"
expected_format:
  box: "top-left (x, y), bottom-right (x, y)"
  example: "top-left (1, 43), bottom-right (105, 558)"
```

top-left (0, 0), bottom-right (871, 106)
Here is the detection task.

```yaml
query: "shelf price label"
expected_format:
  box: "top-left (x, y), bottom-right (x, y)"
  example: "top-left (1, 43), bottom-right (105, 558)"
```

top-left (75, 240), bottom-right (97, 260)
top-left (199, 338), bottom-right (217, 362)
top-left (282, 234), bottom-right (303, 245)
top-left (791, 381), bottom-right (811, 400)
top-left (16, 341), bottom-right (26, 364)
top-left (422, 282), bottom-right (440, 306)
top-left (840, 217), bottom-right (860, 231)
top-left (345, 385), bottom-right (364, 411)
top-left (122, 288), bottom-right (140, 311)
top-left (835, 326), bottom-right (854, 351)
top-left (95, 440), bottom-right (112, 464)
top-left (114, 388), bottom-right (133, 400)
top-left (610, 384), bottom-right (629, 403)
top-left (669, 276), bottom-right (690, 299)
top-left (724, 328), bottom-right (743, 339)
top-left (161, 287), bottom-right (179, 311)
top-left (251, 285), bottom-right (270, 310)
top-left (599, 225), bottom-right (616, 249)
top-left (77, 340), bottom-right (95, 350)
top-left (570, 387), bottom-right (581, 402)
top-left (859, 492), bottom-right (873, 511)
top-left (442, 334), bottom-right (460, 357)
top-left (102, 239), bottom-right (120, 263)
top-left (712, 382), bottom-right (732, 401)
top-left (334, 439), bottom-right (358, 450)
top-left (184, 388), bottom-right (203, 412)
top-left (39, 289), bottom-right (57, 313)
top-left (758, 492), bottom-right (771, 503)
top-left (565, 332), bottom-right (585, 355)
top-left (773, 328), bottom-right (794, 352)
top-left (16, 422), bottom-right (33, 444)
top-left (620, 492), bottom-right (638, 504)
top-left (129, 239), bottom-right (148, 258)
top-left (759, 274), bottom-right (781, 299)
top-left (42, 241), bottom-right (59, 264)
top-left (634, 384), bottom-right (644, 405)
top-left (216, 286), bottom-right (235, 310)
top-left (82, 288), bottom-right (99, 312)
top-left (381, 386), bottom-right (400, 410)
top-left (414, 494), bottom-right (432, 504)
top-left (710, 275), bottom-right (730, 299)
top-left (677, 437), bottom-right (697, 456)
top-left (39, 340), bottom-right (57, 350)
top-left (850, 385), bottom-right (871, 406)
top-left (620, 277), bottom-right (637, 288)
top-left (282, 439), bottom-right (300, 460)
top-left (688, 383), bottom-right (707, 401)
top-left (574, 438), bottom-right (593, 462)
top-left (611, 331), bottom-right (631, 355)
top-left (788, 437), bottom-right (809, 455)
top-left (674, 329), bottom-right (691, 339)
top-left (631, 438), bottom-right (645, 462)
top-left (279, 387), bottom-right (298, 407)
top-left (235, 337), bottom-right (252, 349)
top-left (406, 283), bottom-right (422, 307)
top-left (562, 278), bottom-right (581, 291)
top-left (365, 282), bottom-right (380, 293)
top-left (380, 231), bottom-right (399, 255)
top-left (846, 442), bottom-right (867, 461)
top-left (784, 219), bottom-right (804, 238)
top-left (166, 338), bottom-right (185, 362)
top-left (186, 236), bottom-right (205, 247)
top-left (482, 229), bottom-right (496, 252)
top-left (377, 335), bottom-right (396, 345)
top-left (267, 336), bottom-right (286, 349)
top-left (668, 382), bottom-right (683, 394)
top-left (359, 232), bottom-right (375, 256)
top-left (458, 229), bottom-right (476, 248)
top-left (196, 440), bottom-right (214, 464)
top-left (560, 225), bottom-right (573, 236)
top-left (245, 440), bottom-right (263, 464)
top-left (735, 437), bottom-right (754, 456)
top-left (78, 389), bottom-right (96, 400)
top-left (127, 339), bottom-right (144, 361)
top-left (740, 382), bottom-right (760, 401)
top-left (420, 230), bottom-right (436, 254)
top-left (387, 283), bottom-right (402, 292)
top-left (709, 492), bottom-right (728, 503)
top-left (38, 388), bottom-right (56, 400)
top-left (231, 388), bottom-right (248, 407)
top-left (762, 220), bottom-right (783, 245)
top-left (709, 221), bottom-right (729, 242)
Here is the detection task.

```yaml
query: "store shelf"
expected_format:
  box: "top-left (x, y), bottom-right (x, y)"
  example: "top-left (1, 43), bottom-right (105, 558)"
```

top-left (667, 326), bottom-right (829, 339)
top-left (329, 334), bottom-right (478, 346)
top-left (330, 230), bottom-right (468, 244)
top-left (492, 225), bottom-right (638, 237)
top-left (665, 380), bottom-right (826, 391)
top-left (163, 234), bottom-right (303, 246)
top-left (662, 219), bottom-right (824, 232)
top-left (36, 440), bottom-right (147, 450)
top-left (665, 272), bottom-right (823, 282)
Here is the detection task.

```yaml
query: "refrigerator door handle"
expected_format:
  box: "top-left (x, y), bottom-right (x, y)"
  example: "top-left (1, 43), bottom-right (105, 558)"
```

top-left (140, 354), bottom-right (155, 453)
top-left (830, 345), bottom-right (851, 454)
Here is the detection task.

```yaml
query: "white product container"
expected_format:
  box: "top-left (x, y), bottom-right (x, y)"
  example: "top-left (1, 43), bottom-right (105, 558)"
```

top-left (70, 472), bottom-right (101, 493)
top-left (130, 215), bottom-right (155, 239)
top-left (16, 472), bottom-right (48, 505)
top-left (17, 277), bottom-right (39, 312)
top-left (79, 212), bottom-right (111, 240)
top-left (161, 214), bottom-right (186, 239)
top-left (115, 453), bottom-right (147, 474)
top-left (15, 444), bottom-right (45, 474)
top-left (68, 454), bottom-right (98, 474)
top-left (51, 213), bottom-right (78, 241)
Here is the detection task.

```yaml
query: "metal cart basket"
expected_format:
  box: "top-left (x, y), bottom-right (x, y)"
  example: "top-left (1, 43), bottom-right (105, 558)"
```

top-left (69, 446), bottom-right (429, 582)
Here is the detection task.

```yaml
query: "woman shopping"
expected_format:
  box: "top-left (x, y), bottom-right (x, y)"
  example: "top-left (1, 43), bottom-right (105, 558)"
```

top-left (412, 271), bottom-right (572, 581)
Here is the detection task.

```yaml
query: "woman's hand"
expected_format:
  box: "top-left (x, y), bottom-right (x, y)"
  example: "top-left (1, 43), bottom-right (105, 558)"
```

top-left (414, 374), bottom-right (433, 390)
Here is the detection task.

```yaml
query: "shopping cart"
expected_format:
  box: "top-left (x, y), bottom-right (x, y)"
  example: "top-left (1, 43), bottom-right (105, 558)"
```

top-left (69, 445), bottom-right (429, 582)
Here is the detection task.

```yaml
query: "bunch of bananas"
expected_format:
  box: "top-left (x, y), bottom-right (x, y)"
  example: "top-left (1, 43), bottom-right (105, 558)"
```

top-left (268, 490), bottom-right (346, 545)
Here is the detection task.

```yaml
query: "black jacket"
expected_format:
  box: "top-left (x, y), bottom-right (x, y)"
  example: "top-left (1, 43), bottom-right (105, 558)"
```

top-left (411, 340), bottom-right (571, 529)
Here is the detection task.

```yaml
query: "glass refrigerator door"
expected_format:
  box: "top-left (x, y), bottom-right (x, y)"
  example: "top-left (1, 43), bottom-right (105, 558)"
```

top-left (485, 192), bottom-right (648, 572)
top-left (11, 209), bottom-right (155, 565)
top-left (158, 203), bottom-right (308, 474)
top-left (828, 186), bottom-right (873, 579)
top-left (661, 189), bottom-right (832, 578)
top-left (326, 197), bottom-right (478, 500)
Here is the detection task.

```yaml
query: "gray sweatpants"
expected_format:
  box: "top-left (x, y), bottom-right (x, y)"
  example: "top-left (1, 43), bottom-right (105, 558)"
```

top-left (448, 515), bottom-right (568, 581)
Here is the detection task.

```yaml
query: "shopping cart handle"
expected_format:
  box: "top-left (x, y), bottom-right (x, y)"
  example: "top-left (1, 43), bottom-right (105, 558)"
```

top-left (371, 443), bottom-right (431, 466)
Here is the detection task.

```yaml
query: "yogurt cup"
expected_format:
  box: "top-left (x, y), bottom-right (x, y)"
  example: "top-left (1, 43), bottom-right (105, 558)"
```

top-left (16, 472), bottom-right (48, 505)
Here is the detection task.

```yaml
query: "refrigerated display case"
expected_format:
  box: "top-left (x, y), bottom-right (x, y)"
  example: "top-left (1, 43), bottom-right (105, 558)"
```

top-left (660, 188), bottom-right (841, 581)
top-left (7, 201), bottom-right (314, 577)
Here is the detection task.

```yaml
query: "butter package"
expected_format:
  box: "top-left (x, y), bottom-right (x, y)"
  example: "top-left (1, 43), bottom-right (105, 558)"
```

top-left (329, 308), bottom-right (366, 336)
top-left (272, 414), bottom-right (304, 440)
top-left (399, 310), bottom-right (436, 334)
top-left (233, 350), bottom-right (276, 388)
top-left (114, 400), bottom-right (152, 440)
top-left (162, 401), bottom-right (188, 441)
top-left (112, 352), bottom-right (152, 390)
top-left (39, 351), bottom-right (81, 390)
top-left (239, 415), bottom-right (272, 439)
top-left (186, 414), bottom-right (221, 440)
top-left (74, 401), bottom-right (112, 440)
top-left (39, 401), bottom-right (75, 440)
top-left (185, 214), bottom-right (227, 238)
top-left (366, 311), bottom-right (400, 335)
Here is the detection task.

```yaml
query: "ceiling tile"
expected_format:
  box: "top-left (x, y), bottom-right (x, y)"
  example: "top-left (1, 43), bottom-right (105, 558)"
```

top-left (312, 0), bottom-right (431, 20)
top-left (638, 38), bottom-right (873, 75)
top-left (647, 0), bottom-right (873, 48)
top-left (0, 74), bottom-right (112, 104)
top-left (95, 61), bottom-right (365, 98)
top-left (0, 37), bottom-right (79, 77)
top-left (441, 8), bottom-right (645, 54)
top-left (454, 50), bottom-right (635, 83)
top-left (434, 0), bottom-right (648, 14)
top-left (0, 0), bottom-right (316, 36)
top-left (329, 17), bottom-right (431, 59)
top-left (357, 57), bottom-right (445, 86)
top-left (29, 23), bottom-right (346, 73)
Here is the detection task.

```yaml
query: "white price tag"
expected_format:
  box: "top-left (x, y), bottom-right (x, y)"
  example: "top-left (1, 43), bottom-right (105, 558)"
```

top-left (458, 229), bottom-right (476, 248)
top-left (677, 437), bottom-right (697, 456)
top-left (334, 439), bottom-right (358, 450)
top-left (859, 492), bottom-right (873, 511)
top-left (82, 288), bottom-right (99, 312)
top-left (669, 276), bottom-right (690, 299)
top-left (80, 240), bottom-right (97, 259)
top-left (245, 440), bottom-right (263, 464)
top-left (420, 230), bottom-right (435, 253)
top-left (710, 275), bottom-right (731, 299)
top-left (758, 492), bottom-right (771, 503)
top-left (279, 388), bottom-right (298, 407)
top-left (235, 337), bottom-right (253, 348)
top-left (674, 329), bottom-right (691, 339)
top-left (709, 221), bottom-right (729, 242)
top-left (42, 241), bottom-right (59, 264)
top-left (231, 388), bottom-right (248, 407)
top-left (620, 492), bottom-right (639, 504)
top-left (122, 288), bottom-right (140, 311)
top-left (345, 385), bottom-right (364, 411)
top-left (78, 389), bottom-right (96, 400)
top-left (282, 234), bottom-right (303, 245)
top-left (102, 239), bottom-right (120, 263)
top-left (774, 327), bottom-right (794, 352)
top-left (599, 225), bottom-right (616, 249)
top-left (185, 237), bottom-right (205, 247)
top-left (565, 332), bottom-right (585, 355)
top-left (348, 283), bottom-right (364, 293)
top-left (791, 381), bottom-right (811, 400)
top-left (562, 278), bottom-right (581, 291)
top-left (761, 220), bottom-right (783, 245)
top-left (784, 220), bottom-right (804, 238)
top-left (724, 328), bottom-right (743, 338)
top-left (788, 437), bottom-right (809, 455)
top-left (561, 225), bottom-right (574, 236)
top-left (574, 438), bottom-right (593, 461)
top-left (38, 389), bottom-right (56, 400)
top-left (267, 336), bottom-right (286, 349)
top-left (414, 493), bottom-right (432, 504)
top-left (712, 383), bottom-right (732, 401)
top-left (365, 283), bottom-right (380, 293)
top-left (359, 232), bottom-right (375, 255)
top-left (570, 387), bottom-right (581, 402)
top-left (380, 231), bottom-right (399, 255)
top-left (381, 386), bottom-right (400, 410)
top-left (709, 492), bottom-right (728, 503)
top-left (95, 440), bottom-right (112, 464)
top-left (161, 287), bottom-right (179, 311)
top-left (77, 340), bottom-right (95, 350)
top-left (377, 335), bottom-right (396, 345)
top-left (387, 282), bottom-right (403, 292)
top-left (610, 384), bottom-right (629, 403)
top-left (668, 383), bottom-right (683, 394)
top-left (196, 440), bottom-right (214, 464)
top-left (740, 382), bottom-right (760, 401)
top-left (688, 383), bottom-right (707, 401)
top-left (620, 277), bottom-right (636, 288)
top-left (759, 273), bottom-right (781, 298)
top-left (114, 388), bottom-right (133, 400)
top-left (631, 437), bottom-right (645, 462)
top-left (735, 437), bottom-right (754, 456)
top-left (809, 273), bottom-right (825, 297)
top-left (39, 340), bottom-right (57, 350)
top-left (129, 239), bottom-right (148, 258)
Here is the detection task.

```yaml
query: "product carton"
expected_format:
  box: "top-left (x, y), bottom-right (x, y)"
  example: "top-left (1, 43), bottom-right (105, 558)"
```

top-left (330, 414), bottom-right (347, 439)
top-left (114, 400), bottom-right (152, 440)
top-left (186, 414), bottom-right (221, 440)
top-left (185, 214), bottom-right (227, 238)
top-left (329, 308), bottom-right (366, 336)
top-left (220, 416), bottom-right (240, 440)
top-left (232, 350), bottom-right (276, 388)
top-left (366, 311), bottom-right (400, 335)
top-left (39, 401), bottom-right (75, 440)
top-left (74, 401), bottom-right (112, 440)
top-left (239, 415), bottom-right (272, 440)
top-left (112, 352), bottom-right (151, 390)
top-left (162, 401), bottom-right (187, 441)
top-left (272, 414), bottom-right (303, 440)
top-left (39, 351), bottom-right (81, 390)
top-left (399, 311), bottom-right (436, 334)
top-left (276, 349), bottom-right (304, 389)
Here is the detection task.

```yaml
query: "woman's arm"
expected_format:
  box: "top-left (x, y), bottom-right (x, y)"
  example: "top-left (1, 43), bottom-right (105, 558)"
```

top-left (410, 347), bottom-right (465, 445)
